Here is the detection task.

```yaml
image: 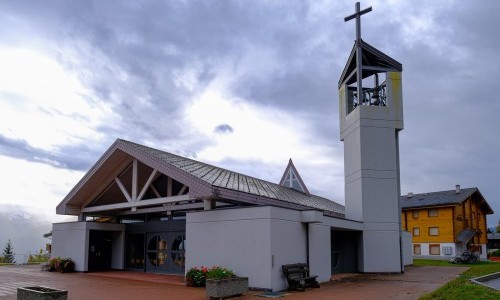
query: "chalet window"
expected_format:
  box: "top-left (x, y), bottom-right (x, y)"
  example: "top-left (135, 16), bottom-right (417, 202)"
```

top-left (429, 227), bottom-right (439, 236)
top-left (413, 244), bottom-right (421, 255)
top-left (429, 244), bottom-right (440, 255)
top-left (428, 208), bottom-right (438, 217)
top-left (413, 227), bottom-right (420, 236)
top-left (412, 211), bottom-right (419, 219)
top-left (442, 246), bottom-right (453, 256)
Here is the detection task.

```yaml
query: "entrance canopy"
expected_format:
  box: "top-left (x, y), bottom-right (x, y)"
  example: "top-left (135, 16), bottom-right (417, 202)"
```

top-left (57, 139), bottom-right (345, 218)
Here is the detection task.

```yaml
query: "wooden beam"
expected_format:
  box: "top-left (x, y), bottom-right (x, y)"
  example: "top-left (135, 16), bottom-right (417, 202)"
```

top-left (117, 202), bottom-right (204, 215)
top-left (115, 178), bottom-right (132, 202)
top-left (82, 194), bottom-right (194, 213)
top-left (178, 185), bottom-right (188, 195)
top-left (167, 177), bottom-right (173, 197)
top-left (137, 169), bottom-right (158, 201)
top-left (115, 201), bottom-right (233, 216)
top-left (204, 199), bottom-right (215, 210)
top-left (150, 184), bottom-right (161, 198)
top-left (131, 159), bottom-right (138, 202)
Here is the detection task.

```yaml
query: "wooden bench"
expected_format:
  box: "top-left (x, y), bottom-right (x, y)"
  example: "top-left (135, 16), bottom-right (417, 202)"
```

top-left (282, 263), bottom-right (320, 292)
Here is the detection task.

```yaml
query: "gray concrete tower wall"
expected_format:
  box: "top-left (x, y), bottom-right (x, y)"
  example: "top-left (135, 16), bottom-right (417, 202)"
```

top-left (339, 72), bottom-right (404, 273)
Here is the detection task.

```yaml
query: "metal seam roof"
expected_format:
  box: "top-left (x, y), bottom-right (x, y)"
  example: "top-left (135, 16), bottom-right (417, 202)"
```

top-left (120, 139), bottom-right (345, 215)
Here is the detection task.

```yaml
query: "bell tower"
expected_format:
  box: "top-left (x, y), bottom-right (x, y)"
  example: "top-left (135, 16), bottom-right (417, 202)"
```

top-left (339, 2), bottom-right (404, 273)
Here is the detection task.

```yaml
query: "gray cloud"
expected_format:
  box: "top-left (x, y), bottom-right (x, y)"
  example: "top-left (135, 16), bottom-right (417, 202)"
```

top-left (214, 124), bottom-right (234, 134)
top-left (0, 135), bottom-right (97, 171)
top-left (1, 0), bottom-right (499, 226)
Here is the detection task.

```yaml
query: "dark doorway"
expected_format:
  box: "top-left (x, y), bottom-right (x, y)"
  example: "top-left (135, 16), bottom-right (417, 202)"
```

top-left (88, 230), bottom-right (113, 271)
top-left (126, 233), bottom-right (145, 270)
top-left (331, 230), bottom-right (359, 274)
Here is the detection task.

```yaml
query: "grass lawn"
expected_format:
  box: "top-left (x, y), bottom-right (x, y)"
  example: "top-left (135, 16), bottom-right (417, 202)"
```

top-left (414, 259), bottom-right (500, 300)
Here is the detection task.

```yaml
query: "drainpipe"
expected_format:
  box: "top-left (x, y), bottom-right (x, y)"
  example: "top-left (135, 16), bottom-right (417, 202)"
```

top-left (396, 133), bottom-right (404, 273)
top-left (305, 223), bottom-right (310, 265)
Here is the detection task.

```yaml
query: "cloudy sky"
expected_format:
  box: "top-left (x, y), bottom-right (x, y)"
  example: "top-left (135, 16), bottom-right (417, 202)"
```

top-left (1, 0), bottom-right (499, 248)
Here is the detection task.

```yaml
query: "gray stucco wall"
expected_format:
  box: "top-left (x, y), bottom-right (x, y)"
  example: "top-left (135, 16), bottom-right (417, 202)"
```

top-left (52, 222), bottom-right (125, 272)
top-left (308, 223), bottom-right (331, 283)
top-left (186, 206), bottom-right (308, 291)
top-left (402, 231), bottom-right (413, 266)
top-left (52, 222), bottom-right (89, 271)
top-left (186, 206), bottom-right (364, 291)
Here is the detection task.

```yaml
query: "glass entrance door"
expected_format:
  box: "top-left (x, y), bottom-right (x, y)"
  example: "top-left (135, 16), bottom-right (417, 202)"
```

top-left (146, 232), bottom-right (185, 274)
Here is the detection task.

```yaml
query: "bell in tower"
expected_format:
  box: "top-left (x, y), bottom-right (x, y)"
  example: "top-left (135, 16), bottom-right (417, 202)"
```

top-left (338, 2), bottom-right (404, 273)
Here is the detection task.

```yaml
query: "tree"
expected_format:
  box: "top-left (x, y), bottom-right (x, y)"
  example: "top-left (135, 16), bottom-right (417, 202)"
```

top-left (496, 219), bottom-right (500, 233)
top-left (2, 239), bottom-right (15, 264)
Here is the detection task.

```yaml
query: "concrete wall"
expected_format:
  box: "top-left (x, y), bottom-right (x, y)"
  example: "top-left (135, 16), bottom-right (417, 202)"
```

top-left (402, 231), bottom-right (413, 266)
top-left (52, 222), bottom-right (89, 271)
top-left (186, 206), bottom-right (365, 291)
top-left (308, 223), bottom-right (331, 283)
top-left (270, 210), bottom-right (307, 291)
top-left (52, 222), bottom-right (125, 272)
top-left (338, 73), bottom-right (404, 273)
top-left (187, 206), bottom-right (309, 291)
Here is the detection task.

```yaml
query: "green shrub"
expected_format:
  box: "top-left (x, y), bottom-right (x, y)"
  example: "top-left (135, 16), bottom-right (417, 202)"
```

top-left (206, 266), bottom-right (234, 280)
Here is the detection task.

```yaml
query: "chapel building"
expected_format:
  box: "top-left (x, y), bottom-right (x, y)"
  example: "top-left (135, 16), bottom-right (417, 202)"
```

top-left (51, 3), bottom-right (413, 291)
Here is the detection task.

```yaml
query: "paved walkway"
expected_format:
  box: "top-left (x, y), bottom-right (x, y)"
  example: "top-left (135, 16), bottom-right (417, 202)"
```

top-left (0, 265), bottom-right (466, 299)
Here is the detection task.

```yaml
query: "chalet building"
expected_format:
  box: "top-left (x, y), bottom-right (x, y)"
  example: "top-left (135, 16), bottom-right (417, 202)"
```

top-left (400, 186), bottom-right (493, 260)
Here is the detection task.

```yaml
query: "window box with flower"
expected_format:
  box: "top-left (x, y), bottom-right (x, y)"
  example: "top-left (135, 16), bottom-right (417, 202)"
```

top-left (185, 266), bottom-right (209, 287)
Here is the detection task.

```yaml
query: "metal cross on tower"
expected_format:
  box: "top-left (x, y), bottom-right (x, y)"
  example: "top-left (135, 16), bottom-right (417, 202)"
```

top-left (344, 2), bottom-right (372, 105)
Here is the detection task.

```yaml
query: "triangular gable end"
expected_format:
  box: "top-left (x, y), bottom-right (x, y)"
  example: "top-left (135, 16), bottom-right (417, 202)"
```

top-left (279, 159), bottom-right (310, 195)
top-left (56, 139), bottom-right (212, 216)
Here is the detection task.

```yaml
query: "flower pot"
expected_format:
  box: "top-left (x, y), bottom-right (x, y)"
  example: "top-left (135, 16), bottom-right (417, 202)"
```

top-left (17, 286), bottom-right (67, 300)
top-left (206, 277), bottom-right (248, 299)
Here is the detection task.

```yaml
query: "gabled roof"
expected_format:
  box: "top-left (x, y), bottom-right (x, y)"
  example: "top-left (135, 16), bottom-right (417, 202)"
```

top-left (279, 158), bottom-right (310, 195)
top-left (57, 139), bottom-right (345, 217)
top-left (400, 187), bottom-right (494, 214)
top-left (338, 39), bottom-right (402, 88)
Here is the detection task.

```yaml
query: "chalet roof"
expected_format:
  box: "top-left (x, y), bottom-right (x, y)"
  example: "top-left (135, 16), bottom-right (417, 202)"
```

top-left (57, 139), bottom-right (345, 217)
top-left (400, 187), bottom-right (494, 214)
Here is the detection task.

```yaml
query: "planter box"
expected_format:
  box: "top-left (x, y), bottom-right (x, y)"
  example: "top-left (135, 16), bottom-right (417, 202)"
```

top-left (206, 277), bottom-right (248, 299)
top-left (17, 286), bottom-right (67, 300)
top-left (489, 256), bottom-right (500, 262)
